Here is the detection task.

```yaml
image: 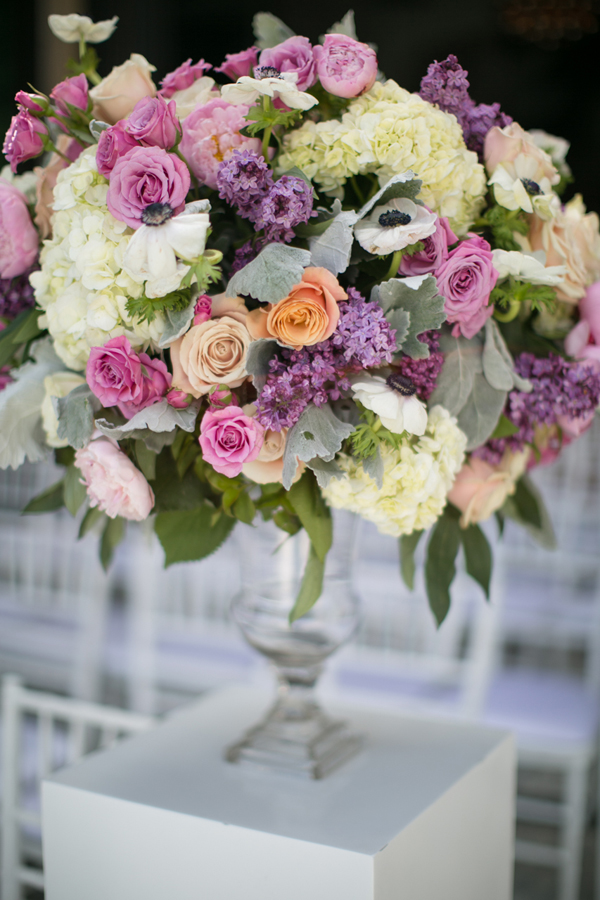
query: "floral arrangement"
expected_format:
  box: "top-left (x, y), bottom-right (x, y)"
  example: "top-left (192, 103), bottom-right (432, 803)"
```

top-left (2, 10), bottom-right (600, 623)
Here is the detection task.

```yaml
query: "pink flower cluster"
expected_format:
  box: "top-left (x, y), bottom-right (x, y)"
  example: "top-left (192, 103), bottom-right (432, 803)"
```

top-left (86, 336), bottom-right (172, 419)
top-left (199, 405), bottom-right (264, 478)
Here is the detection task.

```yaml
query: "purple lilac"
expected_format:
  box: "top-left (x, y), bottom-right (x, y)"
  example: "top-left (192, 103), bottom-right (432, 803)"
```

top-left (0, 267), bottom-right (37, 319)
top-left (476, 352), bottom-right (600, 464)
top-left (392, 331), bottom-right (444, 401)
top-left (257, 289), bottom-right (397, 430)
top-left (230, 240), bottom-right (263, 275)
top-left (419, 55), bottom-right (512, 159)
top-left (216, 150), bottom-right (273, 223)
top-left (254, 175), bottom-right (315, 243)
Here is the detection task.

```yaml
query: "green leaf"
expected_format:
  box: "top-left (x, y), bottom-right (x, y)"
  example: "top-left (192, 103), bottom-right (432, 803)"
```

top-left (272, 509), bottom-right (302, 535)
top-left (155, 504), bottom-right (236, 566)
top-left (429, 332), bottom-right (482, 416)
top-left (0, 309), bottom-right (43, 368)
top-left (399, 529), bottom-right (423, 590)
top-left (10, 308), bottom-right (43, 345)
top-left (100, 516), bottom-right (126, 571)
top-left (308, 201), bottom-right (358, 276)
top-left (233, 491), bottom-right (256, 525)
top-left (502, 475), bottom-right (556, 549)
top-left (424, 511), bottom-right (461, 626)
top-left (246, 339), bottom-right (279, 392)
top-left (289, 544), bottom-right (325, 622)
top-left (512, 474), bottom-right (543, 529)
top-left (22, 480), bottom-right (64, 514)
top-left (324, 9), bottom-right (358, 39)
top-left (287, 470), bottom-right (332, 562)
top-left (483, 319), bottom-right (532, 393)
top-left (377, 276), bottom-right (446, 359)
top-left (158, 295), bottom-right (197, 348)
top-left (226, 243), bottom-right (311, 305)
top-left (125, 286), bottom-right (193, 325)
top-left (95, 400), bottom-right (198, 444)
top-left (457, 373), bottom-right (507, 451)
top-left (490, 414), bottom-right (520, 439)
top-left (253, 11), bottom-right (295, 48)
top-left (135, 440), bottom-right (156, 481)
top-left (78, 505), bottom-right (105, 538)
top-left (385, 308), bottom-right (411, 352)
top-left (358, 172), bottom-right (424, 218)
top-left (63, 464), bottom-right (87, 516)
top-left (152, 449), bottom-right (208, 513)
top-left (461, 524), bottom-right (492, 599)
top-left (56, 384), bottom-right (99, 449)
top-left (282, 403), bottom-right (354, 489)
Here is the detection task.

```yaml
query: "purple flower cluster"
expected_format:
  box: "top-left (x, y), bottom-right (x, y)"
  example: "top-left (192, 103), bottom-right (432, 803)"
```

top-left (257, 289), bottom-right (397, 430)
top-left (0, 267), bottom-right (36, 319)
top-left (230, 240), bottom-right (262, 275)
top-left (477, 353), bottom-right (600, 464)
top-left (419, 55), bottom-right (512, 158)
top-left (217, 150), bottom-right (314, 244)
top-left (392, 331), bottom-right (444, 401)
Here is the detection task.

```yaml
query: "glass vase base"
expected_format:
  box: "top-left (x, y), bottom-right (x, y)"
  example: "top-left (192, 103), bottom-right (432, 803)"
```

top-left (225, 703), bottom-right (364, 780)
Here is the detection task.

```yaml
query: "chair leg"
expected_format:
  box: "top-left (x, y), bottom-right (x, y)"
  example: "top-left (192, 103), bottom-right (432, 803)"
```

top-left (559, 760), bottom-right (589, 900)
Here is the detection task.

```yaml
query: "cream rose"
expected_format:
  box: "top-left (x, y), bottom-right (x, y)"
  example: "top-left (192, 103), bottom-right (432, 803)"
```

top-left (246, 267), bottom-right (347, 349)
top-left (90, 54), bottom-right (156, 124)
top-left (485, 122), bottom-right (560, 218)
top-left (447, 449), bottom-right (530, 528)
top-left (41, 371), bottom-right (86, 448)
top-left (170, 315), bottom-right (251, 397)
top-left (240, 404), bottom-right (304, 485)
top-left (524, 195), bottom-right (600, 302)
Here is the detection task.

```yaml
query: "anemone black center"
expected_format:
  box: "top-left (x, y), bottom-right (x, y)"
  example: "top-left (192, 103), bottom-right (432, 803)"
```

top-left (386, 373), bottom-right (417, 396)
top-left (254, 66), bottom-right (281, 80)
top-left (521, 178), bottom-right (542, 196)
top-left (378, 210), bottom-right (412, 228)
top-left (142, 202), bottom-right (175, 226)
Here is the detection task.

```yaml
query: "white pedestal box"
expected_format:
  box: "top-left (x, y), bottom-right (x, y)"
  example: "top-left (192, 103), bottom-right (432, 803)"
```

top-left (42, 687), bottom-right (515, 900)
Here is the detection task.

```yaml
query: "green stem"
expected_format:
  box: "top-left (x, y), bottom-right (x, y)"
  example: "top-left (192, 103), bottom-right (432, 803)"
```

top-left (351, 175), bottom-right (365, 206)
top-left (88, 71), bottom-right (102, 86)
top-left (262, 125), bottom-right (273, 163)
top-left (79, 38), bottom-right (86, 61)
top-left (384, 250), bottom-right (403, 281)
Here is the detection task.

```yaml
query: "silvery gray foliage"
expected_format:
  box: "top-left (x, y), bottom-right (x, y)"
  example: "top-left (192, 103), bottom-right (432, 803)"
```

top-left (309, 199), bottom-right (358, 275)
top-left (305, 456), bottom-right (344, 488)
top-left (158, 295), bottom-right (197, 349)
top-left (376, 275), bottom-right (446, 359)
top-left (362, 447), bottom-right (384, 489)
top-left (55, 384), bottom-right (101, 449)
top-left (89, 119), bottom-right (109, 139)
top-left (252, 11), bottom-right (295, 48)
top-left (358, 172), bottom-right (424, 219)
top-left (245, 339), bottom-right (279, 393)
top-left (95, 400), bottom-right (198, 450)
top-left (321, 10), bottom-right (357, 40)
top-left (282, 403), bottom-right (354, 489)
top-left (457, 373), bottom-right (507, 450)
top-left (226, 243), bottom-right (312, 305)
top-left (482, 319), bottom-right (533, 393)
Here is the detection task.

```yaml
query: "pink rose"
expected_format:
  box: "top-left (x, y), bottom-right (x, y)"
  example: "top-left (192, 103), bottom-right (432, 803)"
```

top-left (0, 179), bottom-right (39, 279)
top-left (75, 437), bottom-right (155, 521)
top-left (50, 74), bottom-right (89, 117)
top-left (215, 47), bottom-right (259, 80)
top-left (86, 336), bottom-right (171, 419)
top-left (106, 146), bottom-right (190, 229)
top-left (125, 95), bottom-right (181, 149)
top-left (448, 450), bottom-right (529, 527)
top-left (3, 110), bottom-right (47, 173)
top-left (96, 123), bottom-right (139, 178)
top-left (313, 34), bottom-right (377, 99)
top-left (159, 59), bottom-right (212, 98)
top-left (199, 405), bottom-right (263, 478)
top-left (435, 235), bottom-right (498, 339)
top-left (166, 389), bottom-right (192, 409)
top-left (399, 213), bottom-right (458, 276)
top-left (180, 98), bottom-right (261, 190)
top-left (193, 293), bottom-right (212, 325)
top-left (259, 36), bottom-right (317, 92)
top-left (15, 91), bottom-right (45, 113)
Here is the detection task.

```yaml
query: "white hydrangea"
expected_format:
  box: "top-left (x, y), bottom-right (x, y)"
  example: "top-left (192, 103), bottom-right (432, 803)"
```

top-left (278, 80), bottom-right (487, 236)
top-left (30, 146), bottom-right (166, 371)
top-left (323, 406), bottom-right (467, 536)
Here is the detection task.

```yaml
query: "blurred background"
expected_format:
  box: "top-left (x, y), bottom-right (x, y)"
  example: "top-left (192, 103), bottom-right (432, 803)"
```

top-left (1, 2), bottom-right (600, 899)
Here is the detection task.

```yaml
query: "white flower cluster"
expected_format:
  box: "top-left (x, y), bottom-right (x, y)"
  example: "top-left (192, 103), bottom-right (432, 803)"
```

top-left (30, 146), bottom-right (166, 371)
top-left (323, 406), bottom-right (467, 536)
top-left (278, 80), bottom-right (487, 235)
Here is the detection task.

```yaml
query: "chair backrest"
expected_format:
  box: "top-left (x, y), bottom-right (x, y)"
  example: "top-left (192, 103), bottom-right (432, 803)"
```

top-left (1, 674), bottom-right (155, 900)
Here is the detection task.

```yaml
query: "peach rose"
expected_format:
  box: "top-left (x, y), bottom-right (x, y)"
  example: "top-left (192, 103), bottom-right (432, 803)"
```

top-left (170, 315), bottom-right (251, 397)
top-left (209, 292), bottom-right (248, 325)
top-left (246, 267), bottom-right (347, 349)
top-left (526, 195), bottom-right (600, 302)
top-left (240, 404), bottom-right (304, 484)
top-left (90, 54), bottom-right (157, 124)
top-left (448, 449), bottom-right (530, 528)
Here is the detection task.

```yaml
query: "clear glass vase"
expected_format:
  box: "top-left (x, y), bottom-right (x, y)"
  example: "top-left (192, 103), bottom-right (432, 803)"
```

top-left (226, 510), bottom-right (363, 779)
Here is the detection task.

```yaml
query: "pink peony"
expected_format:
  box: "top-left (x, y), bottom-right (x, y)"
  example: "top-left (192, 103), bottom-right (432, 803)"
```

top-left (0, 179), bottom-right (39, 279)
top-left (125, 95), bottom-right (181, 149)
top-left (180, 98), bottom-right (261, 190)
top-left (313, 34), bottom-right (377, 99)
top-left (75, 437), bottom-right (155, 521)
top-left (159, 59), bottom-right (212, 98)
top-left (199, 405), bottom-right (263, 477)
top-left (106, 146), bottom-right (190, 229)
top-left (50, 74), bottom-right (89, 117)
top-left (435, 234), bottom-right (498, 339)
top-left (96, 123), bottom-right (139, 178)
top-left (86, 336), bottom-right (171, 419)
top-left (259, 36), bottom-right (317, 92)
top-left (399, 213), bottom-right (458, 276)
top-left (215, 47), bottom-right (259, 80)
top-left (3, 110), bottom-right (47, 173)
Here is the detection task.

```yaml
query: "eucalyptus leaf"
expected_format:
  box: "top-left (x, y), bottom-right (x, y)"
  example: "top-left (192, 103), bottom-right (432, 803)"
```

top-left (95, 400), bottom-right (198, 442)
top-left (282, 404), bottom-right (354, 490)
top-left (253, 11), bottom-right (295, 49)
top-left (362, 448), bottom-right (384, 489)
top-left (377, 276), bottom-right (446, 359)
top-left (429, 333), bottom-right (482, 416)
top-left (226, 243), bottom-right (312, 305)
top-left (158, 296), bottom-right (197, 348)
top-left (56, 384), bottom-right (101, 450)
top-left (457, 373), bottom-right (507, 451)
top-left (358, 172), bottom-right (423, 219)
top-left (289, 544), bottom-right (325, 623)
top-left (309, 200), bottom-right (358, 275)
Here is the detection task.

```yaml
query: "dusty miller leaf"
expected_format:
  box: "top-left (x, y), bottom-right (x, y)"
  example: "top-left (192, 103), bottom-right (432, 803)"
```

top-left (429, 333), bottom-right (483, 416)
top-left (305, 456), bottom-right (344, 488)
top-left (457, 373), bottom-right (507, 450)
top-left (483, 319), bottom-right (532, 393)
top-left (226, 243), bottom-right (311, 305)
top-left (158, 296), bottom-right (197, 348)
top-left (309, 199), bottom-right (358, 275)
top-left (253, 12), bottom-right (295, 49)
top-left (246, 339), bottom-right (278, 392)
top-left (89, 119), bottom-right (109, 139)
top-left (282, 403), bottom-right (354, 490)
top-left (385, 308), bottom-right (411, 352)
top-left (377, 275), bottom-right (446, 359)
top-left (362, 448), bottom-right (384, 489)
top-left (324, 10), bottom-right (357, 39)
top-left (95, 400), bottom-right (198, 442)
top-left (358, 172), bottom-right (423, 219)
top-left (56, 384), bottom-right (101, 450)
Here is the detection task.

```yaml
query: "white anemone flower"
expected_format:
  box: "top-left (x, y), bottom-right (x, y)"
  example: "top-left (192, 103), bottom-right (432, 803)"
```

top-left (221, 70), bottom-right (318, 111)
top-left (351, 374), bottom-right (428, 436)
top-left (354, 198), bottom-right (437, 255)
top-left (488, 158), bottom-right (560, 220)
top-left (122, 200), bottom-right (211, 299)
top-left (48, 14), bottom-right (119, 44)
top-left (491, 249), bottom-right (566, 286)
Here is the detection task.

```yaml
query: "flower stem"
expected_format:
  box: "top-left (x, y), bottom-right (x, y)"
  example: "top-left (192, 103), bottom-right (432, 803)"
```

top-left (351, 175), bottom-right (365, 205)
top-left (262, 126), bottom-right (273, 163)
top-left (385, 250), bottom-right (403, 281)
